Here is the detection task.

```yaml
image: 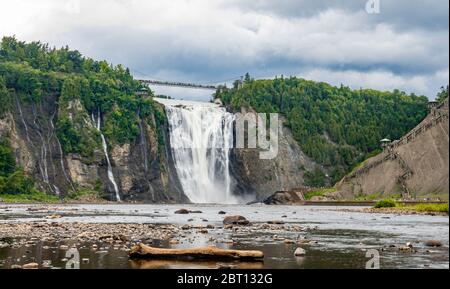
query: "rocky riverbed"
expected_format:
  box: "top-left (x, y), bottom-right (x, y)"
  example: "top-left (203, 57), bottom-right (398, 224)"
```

top-left (0, 204), bottom-right (448, 269)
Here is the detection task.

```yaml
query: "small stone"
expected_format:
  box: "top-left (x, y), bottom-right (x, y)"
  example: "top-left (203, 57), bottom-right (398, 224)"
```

top-left (294, 248), bottom-right (306, 257)
top-left (218, 211), bottom-right (227, 215)
top-left (425, 240), bottom-right (442, 247)
top-left (268, 220), bottom-right (285, 225)
top-left (181, 225), bottom-right (191, 230)
top-left (59, 245), bottom-right (69, 250)
top-left (175, 209), bottom-right (190, 214)
top-left (11, 265), bottom-right (22, 269)
top-left (82, 258), bottom-right (90, 264)
top-left (42, 260), bottom-right (52, 268)
top-left (217, 265), bottom-right (233, 269)
top-left (297, 240), bottom-right (312, 245)
top-left (22, 263), bottom-right (39, 269)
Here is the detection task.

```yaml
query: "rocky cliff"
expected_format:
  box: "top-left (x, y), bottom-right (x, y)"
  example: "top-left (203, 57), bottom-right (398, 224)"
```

top-left (336, 99), bottom-right (449, 201)
top-left (0, 92), bottom-right (186, 203)
top-left (229, 108), bottom-right (323, 201)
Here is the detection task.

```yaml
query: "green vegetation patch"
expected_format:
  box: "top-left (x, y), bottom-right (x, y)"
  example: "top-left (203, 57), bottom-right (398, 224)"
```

top-left (304, 188), bottom-right (337, 200)
top-left (397, 203), bottom-right (449, 213)
top-left (374, 199), bottom-right (397, 208)
top-left (373, 199), bottom-right (449, 213)
top-left (0, 191), bottom-right (59, 203)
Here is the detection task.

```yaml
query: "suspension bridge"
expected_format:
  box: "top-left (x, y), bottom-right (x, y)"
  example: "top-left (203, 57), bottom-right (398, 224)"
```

top-left (138, 79), bottom-right (220, 90)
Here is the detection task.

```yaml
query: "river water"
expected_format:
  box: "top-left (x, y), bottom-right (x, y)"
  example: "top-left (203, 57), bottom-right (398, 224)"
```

top-left (0, 204), bottom-right (448, 269)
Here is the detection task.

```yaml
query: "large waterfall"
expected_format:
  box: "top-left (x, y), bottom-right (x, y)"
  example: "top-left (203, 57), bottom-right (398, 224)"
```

top-left (155, 98), bottom-right (238, 204)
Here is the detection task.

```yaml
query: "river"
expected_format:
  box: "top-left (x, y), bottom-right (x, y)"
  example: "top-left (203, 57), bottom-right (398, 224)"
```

top-left (0, 204), bottom-right (448, 269)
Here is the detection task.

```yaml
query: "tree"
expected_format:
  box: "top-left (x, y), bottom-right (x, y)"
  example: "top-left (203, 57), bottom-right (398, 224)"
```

top-left (0, 141), bottom-right (16, 177)
top-left (436, 85), bottom-right (449, 104)
top-left (0, 76), bottom-right (10, 117)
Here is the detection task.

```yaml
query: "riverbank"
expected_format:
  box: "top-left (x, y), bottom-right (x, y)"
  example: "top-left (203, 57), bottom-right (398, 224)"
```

top-left (0, 203), bottom-right (448, 269)
top-left (337, 207), bottom-right (448, 216)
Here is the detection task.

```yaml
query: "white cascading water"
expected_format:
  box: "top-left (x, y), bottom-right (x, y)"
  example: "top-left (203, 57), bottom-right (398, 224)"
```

top-left (155, 98), bottom-right (238, 204)
top-left (92, 111), bottom-right (121, 202)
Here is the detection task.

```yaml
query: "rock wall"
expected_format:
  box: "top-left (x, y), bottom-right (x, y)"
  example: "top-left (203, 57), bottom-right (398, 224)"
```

top-left (337, 99), bottom-right (449, 200)
top-left (0, 92), bottom-right (186, 203)
top-left (229, 108), bottom-right (320, 201)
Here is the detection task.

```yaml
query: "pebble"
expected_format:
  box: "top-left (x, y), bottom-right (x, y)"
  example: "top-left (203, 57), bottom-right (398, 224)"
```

top-left (424, 240), bottom-right (442, 247)
top-left (294, 248), bottom-right (306, 257)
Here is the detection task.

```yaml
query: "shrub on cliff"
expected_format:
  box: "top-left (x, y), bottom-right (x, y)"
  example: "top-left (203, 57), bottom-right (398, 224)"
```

top-left (0, 141), bottom-right (41, 196)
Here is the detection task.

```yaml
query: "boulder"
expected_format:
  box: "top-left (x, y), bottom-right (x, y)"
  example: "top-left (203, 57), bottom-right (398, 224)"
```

top-left (223, 216), bottom-right (250, 226)
top-left (263, 187), bottom-right (311, 205)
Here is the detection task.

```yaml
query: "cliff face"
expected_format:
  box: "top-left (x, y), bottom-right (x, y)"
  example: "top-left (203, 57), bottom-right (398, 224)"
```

top-left (229, 108), bottom-right (321, 201)
top-left (0, 92), bottom-right (186, 203)
top-left (337, 99), bottom-right (449, 201)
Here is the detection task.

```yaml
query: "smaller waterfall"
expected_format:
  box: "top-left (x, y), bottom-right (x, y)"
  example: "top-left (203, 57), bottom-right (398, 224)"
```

top-left (92, 111), bottom-right (121, 202)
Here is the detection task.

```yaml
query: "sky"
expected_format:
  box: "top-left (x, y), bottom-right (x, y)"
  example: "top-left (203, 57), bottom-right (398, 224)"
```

top-left (0, 0), bottom-right (448, 101)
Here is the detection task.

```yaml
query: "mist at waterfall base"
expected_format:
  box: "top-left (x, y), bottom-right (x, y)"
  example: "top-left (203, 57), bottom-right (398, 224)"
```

top-left (156, 98), bottom-right (250, 204)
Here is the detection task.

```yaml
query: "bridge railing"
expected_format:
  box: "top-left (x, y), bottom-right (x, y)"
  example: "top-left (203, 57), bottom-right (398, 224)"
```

top-left (139, 79), bottom-right (218, 90)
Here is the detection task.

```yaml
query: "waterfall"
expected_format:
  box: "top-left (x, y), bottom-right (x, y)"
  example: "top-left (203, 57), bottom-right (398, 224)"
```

top-left (156, 98), bottom-right (238, 204)
top-left (92, 110), bottom-right (121, 202)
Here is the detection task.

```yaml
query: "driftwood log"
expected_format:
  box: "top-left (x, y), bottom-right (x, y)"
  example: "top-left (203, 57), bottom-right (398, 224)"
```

top-left (129, 243), bottom-right (264, 261)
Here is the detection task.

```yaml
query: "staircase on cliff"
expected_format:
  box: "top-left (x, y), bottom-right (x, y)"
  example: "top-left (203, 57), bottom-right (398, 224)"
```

top-left (337, 98), bottom-right (449, 200)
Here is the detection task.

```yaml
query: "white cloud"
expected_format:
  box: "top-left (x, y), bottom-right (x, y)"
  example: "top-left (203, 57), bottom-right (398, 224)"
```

top-left (302, 68), bottom-right (449, 99)
top-left (0, 0), bottom-right (448, 100)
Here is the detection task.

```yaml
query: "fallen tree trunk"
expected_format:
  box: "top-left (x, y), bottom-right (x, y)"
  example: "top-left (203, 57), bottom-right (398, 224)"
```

top-left (129, 243), bottom-right (264, 261)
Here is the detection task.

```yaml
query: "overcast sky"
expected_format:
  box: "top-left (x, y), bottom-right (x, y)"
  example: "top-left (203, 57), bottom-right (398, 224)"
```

top-left (0, 0), bottom-right (448, 100)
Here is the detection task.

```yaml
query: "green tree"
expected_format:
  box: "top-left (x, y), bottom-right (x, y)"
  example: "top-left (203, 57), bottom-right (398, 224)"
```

top-left (0, 76), bottom-right (10, 117)
top-left (436, 85), bottom-right (449, 104)
top-left (0, 141), bottom-right (16, 177)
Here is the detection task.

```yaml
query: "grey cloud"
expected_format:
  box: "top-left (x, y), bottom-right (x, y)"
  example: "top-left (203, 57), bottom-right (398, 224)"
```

top-left (224, 0), bottom-right (449, 31)
top-left (1, 0), bottom-right (447, 100)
